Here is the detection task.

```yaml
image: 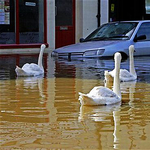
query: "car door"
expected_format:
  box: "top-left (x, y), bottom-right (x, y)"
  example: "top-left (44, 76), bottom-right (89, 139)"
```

top-left (134, 22), bottom-right (150, 56)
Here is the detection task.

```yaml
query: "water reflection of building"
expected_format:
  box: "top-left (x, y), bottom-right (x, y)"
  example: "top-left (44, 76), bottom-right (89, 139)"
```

top-left (0, 77), bottom-right (57, 147)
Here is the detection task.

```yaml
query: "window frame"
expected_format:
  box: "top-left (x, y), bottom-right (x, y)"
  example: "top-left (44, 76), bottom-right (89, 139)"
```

top-left (0, 0), bottom-right (48, 49)
top-left (136, 22), bottom-right (150, 42)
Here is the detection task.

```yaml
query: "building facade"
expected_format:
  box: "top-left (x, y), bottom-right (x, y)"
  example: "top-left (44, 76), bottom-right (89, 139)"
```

top-left (0, 0), bottom-right (149, 54)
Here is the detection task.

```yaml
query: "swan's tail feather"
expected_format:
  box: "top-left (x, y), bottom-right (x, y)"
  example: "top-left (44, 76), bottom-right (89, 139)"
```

top-left (78, 92), bottom-right (97, 106)
top-left (79, 92), bottom-right (87, 97)
top-left (104, 70), bottom-right (114, 84)
top-left (104, 70), bottom-right (109, 76)
top-left (16, 65), bottom-right (21, 69)
top-left (15, 66), bottom-right (28, 77)
top-left (79, 92), bottom-right (88, 105)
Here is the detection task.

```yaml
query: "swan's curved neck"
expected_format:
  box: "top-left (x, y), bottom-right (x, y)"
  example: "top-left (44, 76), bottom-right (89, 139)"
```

top-left (113, 57), bottom-right (121, 98)
top-left (129, 51), bottom-right (136, 76)
top-left (38, 47), bottom-right (45, 69)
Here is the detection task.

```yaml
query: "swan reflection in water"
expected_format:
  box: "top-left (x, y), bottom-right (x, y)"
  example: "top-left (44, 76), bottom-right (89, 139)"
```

top-left (78, 102), bottom-right (121, 122)
top-left (15, 75), bottom-right (46, 100)
top-left (15, 76), bottom-right (58, 123)
top-left (78, 103), bottom-right (121, 149)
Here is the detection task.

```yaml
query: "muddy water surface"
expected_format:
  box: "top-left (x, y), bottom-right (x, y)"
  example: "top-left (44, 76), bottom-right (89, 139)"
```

top-left (0, 55), bottom-right (150, 149)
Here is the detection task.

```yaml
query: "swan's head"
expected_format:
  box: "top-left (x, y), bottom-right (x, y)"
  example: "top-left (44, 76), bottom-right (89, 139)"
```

top-left (114, 52), bottom-right (122, 62)
top-left (129, 45), bottom-right (135, 54)
top-left (41, 44), bottom-right (46, 50)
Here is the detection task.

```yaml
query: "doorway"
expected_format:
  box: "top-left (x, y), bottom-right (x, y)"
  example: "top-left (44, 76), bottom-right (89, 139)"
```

top-left (55, 0), bottom-right (75, 48)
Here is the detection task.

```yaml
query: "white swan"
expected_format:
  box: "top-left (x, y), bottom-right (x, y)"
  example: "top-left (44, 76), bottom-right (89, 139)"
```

top-left (78, 52), bottom-right (122, 106)
top-left (105, 45), bottom-right (137, 82)
top-left (15, 44), bottom-right (46, 77)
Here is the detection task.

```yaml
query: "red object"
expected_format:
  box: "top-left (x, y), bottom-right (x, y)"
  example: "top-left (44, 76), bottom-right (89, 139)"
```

top-left (55, 0), bottom-right (75, 48)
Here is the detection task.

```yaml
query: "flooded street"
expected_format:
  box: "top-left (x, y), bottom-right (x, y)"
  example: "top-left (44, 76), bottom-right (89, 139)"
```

top-left (0, 54), bottom-right (150, 149)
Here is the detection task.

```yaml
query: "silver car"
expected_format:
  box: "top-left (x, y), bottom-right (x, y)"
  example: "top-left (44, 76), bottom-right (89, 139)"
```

top-left (51, 20), bottom-right (150, 59)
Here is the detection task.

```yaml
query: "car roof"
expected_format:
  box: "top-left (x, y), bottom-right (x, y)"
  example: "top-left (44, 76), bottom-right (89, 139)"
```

top-left (109, 20), bottom-right (150, 23)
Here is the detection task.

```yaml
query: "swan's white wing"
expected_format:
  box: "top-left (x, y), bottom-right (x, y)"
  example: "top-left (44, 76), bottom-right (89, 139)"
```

top-left (120, 69), bottom-right (132, 77)
top-left (22, 63), bottom-right (30, 70)
top-left (88, 86), bottom-right (117, 98)
top-left (29, 63), bottom-right (43, 71)
top-left (107, 69), bottom-right (131, 78)
top-left (107, 69), bottom-right (136, 81)
top-left (90, 87), bottom-right (121, 105)
top-left (22, 63), bottom-right (42, 71)
top-left (15, 66), bottom-right (31, 77)
top-left (79, 86), bottom-right (120, 106)
top-left (120, 69), bottom-right (136, 81)
top-left (21, 63), bottom-right (44, 76)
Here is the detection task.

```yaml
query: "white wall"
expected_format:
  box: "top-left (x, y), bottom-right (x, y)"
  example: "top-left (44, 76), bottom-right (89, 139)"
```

top-left (76, 0), bottom-right (98, 42)
top-left (82, 0), bottom-right (98, 38)
top-left (47, 0), bottom-right (55, 51)
top-left (76, 0), bottom-right (83, 43)
top-left (100, 0), bottom-right (109, 25)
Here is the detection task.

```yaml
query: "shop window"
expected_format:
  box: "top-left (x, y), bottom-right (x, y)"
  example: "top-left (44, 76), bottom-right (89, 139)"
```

top-left (0, 0), bottom-right (15, 44)
top-left (0, 0), bottom-right (46, 47)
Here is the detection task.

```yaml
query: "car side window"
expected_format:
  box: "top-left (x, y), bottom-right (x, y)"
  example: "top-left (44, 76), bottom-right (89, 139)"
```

top-left (136, 23), bottom-right (150, 41)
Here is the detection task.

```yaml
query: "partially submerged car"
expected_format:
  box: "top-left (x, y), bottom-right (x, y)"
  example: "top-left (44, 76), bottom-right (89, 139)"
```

top-left (51, 20), bottom-right (150, 59)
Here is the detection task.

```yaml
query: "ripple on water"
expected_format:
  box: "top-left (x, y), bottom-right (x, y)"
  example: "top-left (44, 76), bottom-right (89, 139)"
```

top-left (0, 56), bottom-right (150, 149)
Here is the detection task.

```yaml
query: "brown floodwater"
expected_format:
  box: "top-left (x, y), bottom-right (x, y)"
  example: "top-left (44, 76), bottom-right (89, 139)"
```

top-left (0, 54), bottom-right (150, 149)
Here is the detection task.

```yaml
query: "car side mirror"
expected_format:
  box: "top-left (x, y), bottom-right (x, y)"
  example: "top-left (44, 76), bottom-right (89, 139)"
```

top-left (134, 35), bottom-right (146, 42)
top-left (80, 38), bottom-right (85, 43)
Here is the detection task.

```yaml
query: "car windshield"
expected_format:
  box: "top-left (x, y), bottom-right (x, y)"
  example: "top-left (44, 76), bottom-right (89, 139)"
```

top-left (84, 22), bottom-right (138, 42)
